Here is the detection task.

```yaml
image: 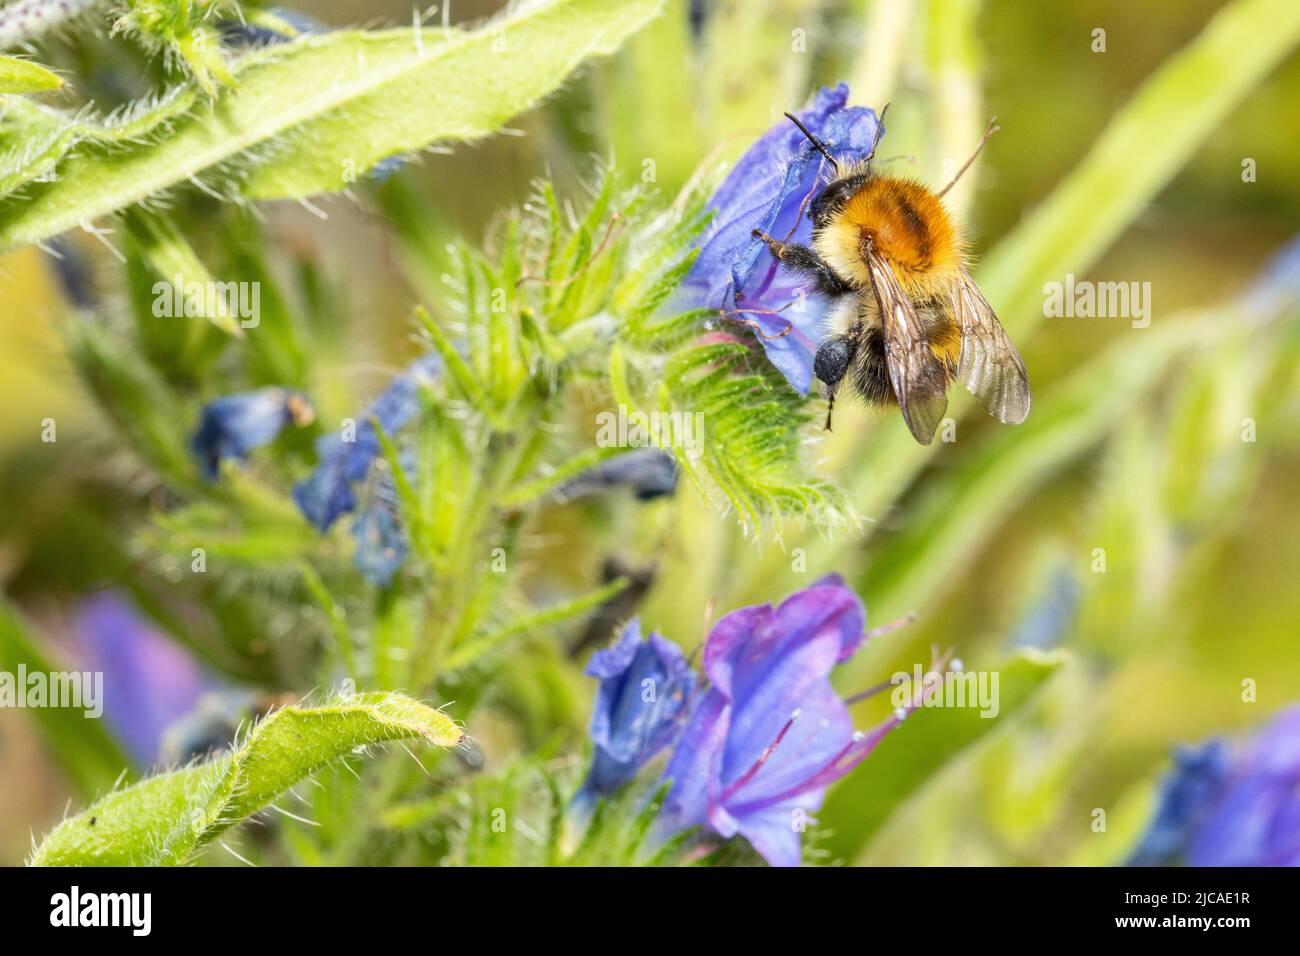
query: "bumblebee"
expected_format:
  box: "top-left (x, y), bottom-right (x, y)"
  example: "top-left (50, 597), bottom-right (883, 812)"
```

top-left (753, 108), bottom-right (1030, 443)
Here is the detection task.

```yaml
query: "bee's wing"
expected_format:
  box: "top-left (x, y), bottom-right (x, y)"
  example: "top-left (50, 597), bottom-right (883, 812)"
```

top-left (951, 268), bottom-right (1031, 424)
top-left (865, 246), bottom-right (949, 445)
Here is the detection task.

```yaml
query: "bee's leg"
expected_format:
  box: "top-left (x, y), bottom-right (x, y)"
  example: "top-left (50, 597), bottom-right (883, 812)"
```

top-left (814, 333), bottom-right (857, 432)
top-left (752, 230), bottom-right (849, 297)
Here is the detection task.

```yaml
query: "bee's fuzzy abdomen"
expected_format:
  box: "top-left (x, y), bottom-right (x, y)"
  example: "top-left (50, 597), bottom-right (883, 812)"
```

top-left (846, 308), bottom-right (960, 408)
top-left (848, 328), bottom-right (896, 407)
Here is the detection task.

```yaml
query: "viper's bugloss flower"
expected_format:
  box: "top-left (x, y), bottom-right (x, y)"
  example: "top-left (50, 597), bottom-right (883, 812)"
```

top-left (656, 574), bottom-right (897, 867)
top-left (75, 591), bottom-right (214, 766)
top-left (352, 471), bottom-right (409, 587)
top-left (559, 448), bottom-right (679, 502)
top-left (576, 620), bottom-right (695, 804)
top-left (1126, 742), bottom-right (1230, 866)
top-left (1129, 706), bottom-right (1300, 866)
top-left (293, 353), bottom-right (441, 531)
top-left (680, 84), bottom-right (882, 394)
top-left (191, 387), bottom-right (314, 481)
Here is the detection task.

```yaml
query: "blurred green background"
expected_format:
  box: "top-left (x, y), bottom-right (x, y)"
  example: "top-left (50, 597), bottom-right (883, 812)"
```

top-left (2, 0), bottom-right (1299, 865)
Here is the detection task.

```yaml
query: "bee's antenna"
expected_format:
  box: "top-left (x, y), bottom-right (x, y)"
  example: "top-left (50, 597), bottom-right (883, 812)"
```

top-left (936, 116), bottom-right (1000, 199)
top-left (864, 102), bottom-right (890, 163)
top-left (783, 112), bottom-right (841, 175)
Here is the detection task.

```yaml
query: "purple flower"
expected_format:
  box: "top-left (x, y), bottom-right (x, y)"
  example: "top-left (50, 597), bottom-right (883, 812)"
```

top-left (577, 620), bottom-right (695, 804)
top-left (75, 591), bottom-right (215, 767)
top-left (190, 387), bottom-right (314, 481)
top-left (680, 85), bottom-right (882, 394)
top-left (293, 353), bottom-right (440, 531)
top-left (656, 575), bottom-right (896, 867)
top-left (1130, 706), bottom-right (1300, 866)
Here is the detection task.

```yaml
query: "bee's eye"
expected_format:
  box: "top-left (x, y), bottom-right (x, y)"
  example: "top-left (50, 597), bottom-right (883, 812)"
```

top-left (811, 176), bottom-right (864, 225)
top-left (809, 185), bottom-right (840, 222)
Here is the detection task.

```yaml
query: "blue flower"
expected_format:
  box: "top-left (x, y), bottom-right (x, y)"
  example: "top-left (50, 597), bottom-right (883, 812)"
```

top-left (293, 353), bottom-right (441, 531)
top-left (559, 448), bottom-right (679, 502)
top-left (191, 387), bottom-right (314, 481)
top-left (351, 469), bottom-right (409, 587)
top-left (576, 620), bottom-right (695, 805)
top-left (656, 575), bottom-right (898, 867)
top-left (1126, 742), bottom-right (1231, 867)
top-left (680, 85), bottom-right (882, 394)
top-left (1129, 706), bottom-right (1300, 866)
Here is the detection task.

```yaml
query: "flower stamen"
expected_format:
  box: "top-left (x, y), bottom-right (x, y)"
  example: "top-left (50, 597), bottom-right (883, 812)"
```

top-left (721, 709), bottom-right (801, 801)
top-left (718, 311), bottom-right (795, 340)
top-left (731, 725), bottom-right (893, 814)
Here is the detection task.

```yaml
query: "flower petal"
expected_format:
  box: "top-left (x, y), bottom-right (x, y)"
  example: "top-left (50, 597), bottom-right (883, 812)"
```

top-left (659, 688), bottom-right (731, 831)
top-left (1187, 707), bottom-right (1300, 866)
top-left (351, 471), bottom-right (408, 586)
top-left (723, 679), bottom-right (854, 812)
top-left (580, 622), bottom-right (695, 798)
top-left (705, 577), bottom-right (864, 707)
top-left (191, 387), bottom-right (313, 481)
top-left (293, 353), bottom-right (440, 530)
top-left (735, 796), bottom-right (822, 868)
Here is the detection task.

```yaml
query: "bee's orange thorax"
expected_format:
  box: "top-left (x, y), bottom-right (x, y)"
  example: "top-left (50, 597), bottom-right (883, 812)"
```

top-left (814, 175), bottom-right (962, 299)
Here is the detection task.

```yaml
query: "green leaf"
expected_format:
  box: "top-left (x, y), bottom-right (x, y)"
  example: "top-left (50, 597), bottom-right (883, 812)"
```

top-left (0, 89), bottom-right (196, 199)
top-left (0, 0), bottom-right (666, 251)
top-left (656, 338), bottom-right (850, 533)
top-left (0, 600), bottom-right (130, 799)
top-left (443, 576), bottom-right (630, 672)
top-left (0, 55), bottom-right (62, 93)
top-left (819, 650), bottom-right (1065, 864)
top-left (29, 693), bottom-right (464, 866)
top-left (224, 212), bottom-right (311, 387)
top-left (123, 207), bottom-right (244, 337)
top-left (63, 321), bottom-right (197, 486)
